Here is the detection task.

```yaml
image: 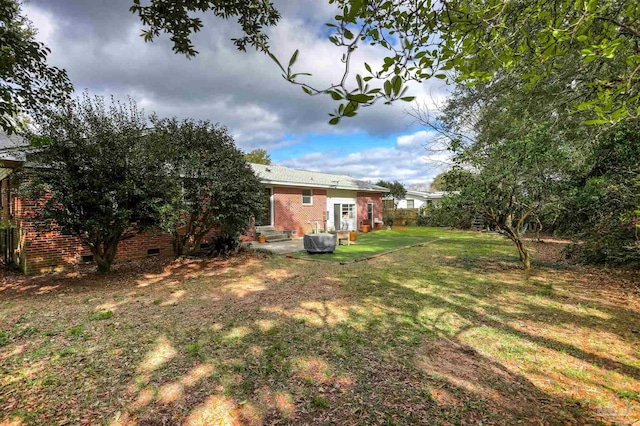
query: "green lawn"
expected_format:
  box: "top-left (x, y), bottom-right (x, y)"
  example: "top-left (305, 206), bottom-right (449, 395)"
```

top-left (293, 227), bottom-right (447, 262)
top-left (1, 229), bottom-right (639, 425)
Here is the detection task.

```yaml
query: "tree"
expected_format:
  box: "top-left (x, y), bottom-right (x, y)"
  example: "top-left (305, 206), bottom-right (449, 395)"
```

top-left (129, 0), bottom-right (280, 55)
top-left (450, 134), bottom-right (567, 270)
top-left (131, 0), bottom-right (640, 125)
top-left (244, 148), bottom-right (271, 165)
top-left (21, 94), bottom-right (171, 273)
top-left (425, 64), bottom-right (581, 270)
top-left (376, 180), bottom-right (407, 209)
top-left (152, 117), bottom-right (264, 257)
top-left (430, 173), bottom-right (447, 192)
top-left (0, 0), bottom-right (73, 134)
top-left (555, 121), bottom-right (640, 265)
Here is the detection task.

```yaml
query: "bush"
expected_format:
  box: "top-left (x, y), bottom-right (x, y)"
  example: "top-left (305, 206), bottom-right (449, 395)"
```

top-left (152, 117), bottom-right (264, 257)
top-left (417, 194), bottom-right (474, 228)
top-left (564, 218), bottom-right (640, 267)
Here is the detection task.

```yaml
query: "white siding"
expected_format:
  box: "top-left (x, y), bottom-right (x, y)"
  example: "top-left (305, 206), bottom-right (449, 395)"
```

top-left (326, 189), bottom-right (358, 230)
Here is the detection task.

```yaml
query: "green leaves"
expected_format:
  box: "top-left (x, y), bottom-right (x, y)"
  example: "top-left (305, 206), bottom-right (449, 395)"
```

top-left (0, 0), bottom-right (73, 134)
top-left (288, 49), bottom-right (299, 68)
top-left (132, 0), bottom-right (640, 126)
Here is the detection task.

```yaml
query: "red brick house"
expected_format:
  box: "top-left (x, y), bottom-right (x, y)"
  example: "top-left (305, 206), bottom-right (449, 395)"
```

top-left (0, 135), bottom-right (387, 274)
top-left (251, 163), bottom-right (388, 237)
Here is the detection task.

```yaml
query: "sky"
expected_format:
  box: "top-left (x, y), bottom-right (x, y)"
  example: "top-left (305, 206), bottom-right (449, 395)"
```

top-left (23, 0), bottom-right (453, 188)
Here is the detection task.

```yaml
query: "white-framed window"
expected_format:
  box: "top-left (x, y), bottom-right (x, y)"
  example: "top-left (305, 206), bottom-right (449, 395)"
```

top-left (341, 203), bottom-right (355, 219)
top-left (407, 199), bottom-right (415, 209)
top-left (302, 189), bottom-right (313, 205)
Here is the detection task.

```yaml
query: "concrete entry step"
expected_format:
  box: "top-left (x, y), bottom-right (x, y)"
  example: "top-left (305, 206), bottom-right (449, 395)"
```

top-left (256, 225), bottom-right (291, 242)
top-left (265, 234), bottom-right (290, 243)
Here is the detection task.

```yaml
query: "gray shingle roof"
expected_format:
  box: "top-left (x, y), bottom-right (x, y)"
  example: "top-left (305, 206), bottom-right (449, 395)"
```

top-left (0, 132), bottom-right (28, 161)
top-left (250, 163), bottom-right (388, 192)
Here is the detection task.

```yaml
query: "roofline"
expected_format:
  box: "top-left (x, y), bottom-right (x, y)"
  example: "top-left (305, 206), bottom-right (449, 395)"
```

top-left (0, 159), bottom-right (25, 169)
top-left (259, 179), bottom-right (389, 192)
top-left (1, 162), bottom-right (389, 192)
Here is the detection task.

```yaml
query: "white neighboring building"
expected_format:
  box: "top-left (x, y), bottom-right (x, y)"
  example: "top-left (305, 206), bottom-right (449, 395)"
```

top-left (386, 190), bottom-right (449, 210)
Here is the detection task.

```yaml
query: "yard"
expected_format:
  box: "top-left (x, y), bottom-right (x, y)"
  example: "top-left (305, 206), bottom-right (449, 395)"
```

top-left (1, 229), bottom-right (639, 425)
top-left (293, 227), bottom-right (442, 262)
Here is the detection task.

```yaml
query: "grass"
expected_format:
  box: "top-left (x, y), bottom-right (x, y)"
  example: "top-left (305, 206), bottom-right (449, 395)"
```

top-left (89, 310), bottom-right (113, 321)
top-left (292, 227), bottom-right (446, 262)
top-left (1, 228), bottom-right (639, 425)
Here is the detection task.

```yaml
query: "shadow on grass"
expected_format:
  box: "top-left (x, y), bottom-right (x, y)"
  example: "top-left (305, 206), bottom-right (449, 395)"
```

top-left (1, 230), bottom-right (638, 425)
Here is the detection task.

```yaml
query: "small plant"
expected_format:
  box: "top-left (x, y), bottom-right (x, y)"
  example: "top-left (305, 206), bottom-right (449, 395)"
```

top-left (616, 389), bottom-right (640, 401)
top-left (311, 395), bottom-right (329, 409)
top-left (231, 361), bottom-right (245, 372)
top-left (250, 247), bottom-right (273, 256)
top-left (0, 331), bottom-right (9, 346)
top-left (152, 299), bottom-right (162, 305)
top-left (18, 326), bottom-right (39, 337)
top-left (56, 347), bottom-right (76, 357)
top-left (90, 310), bottom-right (113, 321)
top-left (68, 325), bottom-right (84, 338)
top-left (186, 343), bottom-right (202, 359)
top-left (536, 283), bottom-right (553, 297)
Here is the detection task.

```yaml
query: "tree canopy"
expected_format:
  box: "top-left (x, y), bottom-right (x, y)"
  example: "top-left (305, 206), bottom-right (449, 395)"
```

top-left (130, 0), bottom-right (640, 125)
top-left (0, 0), bottom-right (73, 134)
top-left (152, 117), bottom-right (264, 257)
top-left (376, 180), bottom-right (407, 208)
top-left (244, 148), bottom-right (272, 165)
top-left (21, 94), bottom-right (171, 273)
top-left (429, 173), bottom-right (446, 192)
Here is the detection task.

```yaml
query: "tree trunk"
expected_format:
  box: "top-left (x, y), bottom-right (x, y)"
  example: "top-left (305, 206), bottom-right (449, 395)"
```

top-left (535, 217), bottom-right (542, 242)
top-left (514, 236), bottom-right (531, 271)
top-left (499, 224), bottom-right (532, 271)
top-left (90, 235), bottom-right (121, 274)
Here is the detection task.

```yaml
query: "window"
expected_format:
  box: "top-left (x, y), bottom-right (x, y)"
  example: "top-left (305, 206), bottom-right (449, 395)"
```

top-left (302, 189), bottom-right (313, 205)
top-left (341, 204), bottom-right (355, 219)
top-left (406, 199), bottom-right (415, 209)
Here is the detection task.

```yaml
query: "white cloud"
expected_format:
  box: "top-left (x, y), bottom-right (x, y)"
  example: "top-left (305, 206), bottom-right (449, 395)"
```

top-left (22, 0), bottom-right (454, 182)
top-left (279, 130), bottom-right (452, 186)
top-left (23, 0), bottom-right (450, 150)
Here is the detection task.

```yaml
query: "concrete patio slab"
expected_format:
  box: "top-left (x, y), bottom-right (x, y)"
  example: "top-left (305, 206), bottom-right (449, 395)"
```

top-left (256, 238), bottom-right (304, 255)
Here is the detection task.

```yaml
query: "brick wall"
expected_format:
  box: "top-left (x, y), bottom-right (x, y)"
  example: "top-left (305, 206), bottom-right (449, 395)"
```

top-left (14, 194), bottom-right (180, 273)
top-left (272, 186), bottom-right (327, 236)
top-left (3, 176), bottom-right (381, 273)
top-left (357, 192), bottom-right (384, 229)
top-left (10, 189), bottom-right (231, 274)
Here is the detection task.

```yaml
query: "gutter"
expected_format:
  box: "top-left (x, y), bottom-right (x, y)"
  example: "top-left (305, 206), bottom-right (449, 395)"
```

top-left (258, 179), bottom-right (390, 193)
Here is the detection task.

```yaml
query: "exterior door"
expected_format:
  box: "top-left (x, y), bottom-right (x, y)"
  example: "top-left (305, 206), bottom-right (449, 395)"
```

top-left (339, 204), bottom-right (356, 230)
top-left (367, 202), bottom-right (374, 227)
top-left (333, 204), bottom-right (341, 230)
top-left (257, 188), bottom-right (272, 226)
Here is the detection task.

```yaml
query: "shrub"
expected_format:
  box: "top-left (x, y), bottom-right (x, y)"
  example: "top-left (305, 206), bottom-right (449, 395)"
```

top-left (152, 117), bottom-right (264, 257)
top-left (417, 194), bottom-right (474, 229)
top-left (22, 93), bottom-right (172, 273)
